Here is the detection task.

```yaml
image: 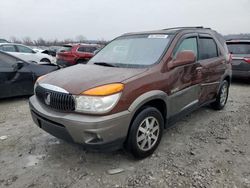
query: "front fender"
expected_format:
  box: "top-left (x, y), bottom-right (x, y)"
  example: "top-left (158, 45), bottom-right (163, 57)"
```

top-left (128, 90), bottom-right (168, 116)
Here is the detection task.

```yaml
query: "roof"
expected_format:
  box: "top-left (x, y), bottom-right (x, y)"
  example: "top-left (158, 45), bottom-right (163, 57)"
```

top-left (63, 43), bottom-right (100, 47)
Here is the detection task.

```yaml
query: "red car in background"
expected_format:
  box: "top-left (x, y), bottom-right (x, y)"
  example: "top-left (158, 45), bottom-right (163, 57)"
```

top-left (56, 44), bottom-right (99, 67)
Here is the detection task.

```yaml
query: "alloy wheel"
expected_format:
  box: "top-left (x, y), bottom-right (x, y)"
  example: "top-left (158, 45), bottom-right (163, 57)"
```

top-left (136, 116), bottom-right (160, 151)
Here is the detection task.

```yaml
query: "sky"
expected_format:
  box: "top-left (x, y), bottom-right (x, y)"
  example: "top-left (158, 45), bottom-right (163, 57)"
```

top-left (0, 0), bottom-right (250, 41)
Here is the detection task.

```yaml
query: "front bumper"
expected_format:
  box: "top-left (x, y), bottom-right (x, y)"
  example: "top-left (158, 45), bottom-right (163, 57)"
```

top-left (29, 96), bottom-right (131, 151)
top-left (232, 70), bottom-right (250, 79)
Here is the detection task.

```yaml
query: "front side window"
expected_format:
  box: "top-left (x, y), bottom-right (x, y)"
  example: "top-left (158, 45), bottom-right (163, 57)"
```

top-left (17, 45), bottom-right (34, 53)
top-left (89, 34), bottom-right (172, 67)
top-left (0, 45), bottom-right (16, 52)
top-left (199, 37), bottom-right (218, 60)
top-left (174, 37), bottom-right (198, 59)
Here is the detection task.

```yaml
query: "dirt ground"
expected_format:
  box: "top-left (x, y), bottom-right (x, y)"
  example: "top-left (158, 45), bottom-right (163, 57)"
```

top-left (0, 80), bottom-right (249, 188)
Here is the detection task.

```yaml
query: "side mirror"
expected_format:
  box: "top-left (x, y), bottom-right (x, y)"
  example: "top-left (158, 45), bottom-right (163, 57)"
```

top-left (12, 61), bottom-right (24, 71)
top-left (168, 50), bottom-right (196, 69)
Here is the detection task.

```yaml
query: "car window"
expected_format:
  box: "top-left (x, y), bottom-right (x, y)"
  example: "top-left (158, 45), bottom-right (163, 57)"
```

top-left (0, 53), bottom-right (18, 68)
top-left (174, 37), bottom-right (198, 59)
top-left (199, 37), bottom-right (218, 60)
top-left (59, 46), bottom-right (72, 52)
top-left (0, 45), bottom-right (16, 52)
top-left (227, 43), bottom-right (250, 54)
top-left (90, 34), bottom-right (172, 68)
top-left (16, 45), bottom-right (34, 53)
top-left (78, 47), bottom-right (96, 53)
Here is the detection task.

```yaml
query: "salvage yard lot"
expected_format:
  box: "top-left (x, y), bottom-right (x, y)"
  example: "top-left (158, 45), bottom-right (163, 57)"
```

top-left (0, 81), bottom-right (249, 188)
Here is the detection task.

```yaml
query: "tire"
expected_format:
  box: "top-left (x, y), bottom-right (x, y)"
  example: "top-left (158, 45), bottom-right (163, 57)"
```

top-left (126, 107), bottom-right (164, 159)
top-left (76, 59), bottom-right (88, 64)
top-left (211, 80), bottom-right (229, 110)
top-left (40, 58), bottom-right (51, 63)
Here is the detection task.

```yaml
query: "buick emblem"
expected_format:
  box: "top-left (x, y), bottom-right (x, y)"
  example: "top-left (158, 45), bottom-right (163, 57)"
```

top-left (44, 92), bottom-right (51, 105)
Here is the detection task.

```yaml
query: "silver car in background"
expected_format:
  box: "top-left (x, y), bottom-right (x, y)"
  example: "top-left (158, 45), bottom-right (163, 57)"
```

top-left (226, 40), bottom-right (250, 79)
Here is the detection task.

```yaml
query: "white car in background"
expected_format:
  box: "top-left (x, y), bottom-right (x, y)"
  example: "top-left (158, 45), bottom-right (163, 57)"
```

top-left (0, 43), bottom-right (55, 64)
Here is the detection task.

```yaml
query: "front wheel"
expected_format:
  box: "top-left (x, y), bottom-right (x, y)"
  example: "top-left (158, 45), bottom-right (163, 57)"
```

top-left (211, 80), bottom-right (229, 110)
top-left (126, 107), bottom-right (164, 159)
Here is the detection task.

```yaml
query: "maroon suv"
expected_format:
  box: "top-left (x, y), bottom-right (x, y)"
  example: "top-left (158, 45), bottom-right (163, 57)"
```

top-left (56, 44), bottom-right (99, 67)
top-left (30, 27), bottom-right (232, 158)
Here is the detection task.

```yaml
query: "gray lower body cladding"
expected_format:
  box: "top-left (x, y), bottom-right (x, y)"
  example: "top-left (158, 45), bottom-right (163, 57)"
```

top-left (29, 96), bottom-right (131, 151)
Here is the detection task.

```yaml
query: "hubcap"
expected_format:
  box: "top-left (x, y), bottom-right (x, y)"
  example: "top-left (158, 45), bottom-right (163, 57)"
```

top-left (220, 84), bottom-right (228, 106)
top-left (136, 116), bottom-right (160, 151)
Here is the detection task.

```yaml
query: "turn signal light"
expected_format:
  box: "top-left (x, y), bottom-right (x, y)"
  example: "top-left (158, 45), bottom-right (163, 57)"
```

top-left (82, 83), bottom-right (124, 96)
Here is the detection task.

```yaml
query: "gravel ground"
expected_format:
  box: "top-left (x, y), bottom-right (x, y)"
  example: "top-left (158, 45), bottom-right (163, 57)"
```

top-left (0, 80), bottom-right (249, 188)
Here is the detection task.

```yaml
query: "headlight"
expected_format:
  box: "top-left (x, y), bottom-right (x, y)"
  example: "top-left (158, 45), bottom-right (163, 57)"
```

top-left (74, 93), bottom-right (121, 114)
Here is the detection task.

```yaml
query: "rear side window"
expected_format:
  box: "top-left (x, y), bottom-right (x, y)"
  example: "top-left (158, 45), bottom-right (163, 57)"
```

top-left (0, 53), bottom-right (18, 67)
top-left (0, 45), bottom-right (16, 52)
top-left (227, 43), bottom-right (250, 54)
top-left (16, 45), bottom-right (33, 53)
top-left (174, 37), bottom-right (198, 59)
top-left (199, 37), bottom-right (218, 60)
top-left (78, 47), bottom-right (96, 53)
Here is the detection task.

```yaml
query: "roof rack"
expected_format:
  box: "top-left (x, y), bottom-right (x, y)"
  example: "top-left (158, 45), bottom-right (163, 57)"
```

top-left (226, 38), bottom-right (250, 41)
top-left (162, 26), bottom-right (209, 30)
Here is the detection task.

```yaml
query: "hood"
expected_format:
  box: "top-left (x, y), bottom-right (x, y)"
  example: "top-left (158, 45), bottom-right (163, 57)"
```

top-left (39, 64), bottom-right (147, 94)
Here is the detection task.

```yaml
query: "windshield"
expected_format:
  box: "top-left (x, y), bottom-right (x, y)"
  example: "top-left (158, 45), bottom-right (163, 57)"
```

top-left (227, 42), bottom-right (250, 54)
top-left (89, 34), bottom-right (171, 67)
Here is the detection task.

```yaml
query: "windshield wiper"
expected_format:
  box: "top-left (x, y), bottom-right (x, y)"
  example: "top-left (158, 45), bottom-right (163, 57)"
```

top-left (94, 62), bottom-right (116, 67)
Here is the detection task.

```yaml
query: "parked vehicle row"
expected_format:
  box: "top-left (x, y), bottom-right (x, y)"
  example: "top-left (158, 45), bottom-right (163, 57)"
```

top-left (29, 27), bottom-right (232, 158)
top-left (56, 43), bottom-right (99, 67)
top-left (0, 43), bottom-right (55, 64)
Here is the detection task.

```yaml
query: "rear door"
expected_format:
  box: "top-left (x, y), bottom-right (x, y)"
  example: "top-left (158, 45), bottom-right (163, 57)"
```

top-left (197, 34), bottom-right (226, 104)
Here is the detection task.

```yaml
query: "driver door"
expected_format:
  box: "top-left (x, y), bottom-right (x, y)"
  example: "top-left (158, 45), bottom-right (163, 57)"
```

top-left (167, 33), bottom-right (203, 120)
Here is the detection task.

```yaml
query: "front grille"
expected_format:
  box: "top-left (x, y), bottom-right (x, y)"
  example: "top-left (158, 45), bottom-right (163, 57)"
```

top-left (35, 85), bottom-right (75, 112)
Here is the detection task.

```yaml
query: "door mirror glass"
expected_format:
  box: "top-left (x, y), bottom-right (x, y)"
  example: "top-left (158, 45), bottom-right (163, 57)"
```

top-left (169, 50), bottom-right (196, 69)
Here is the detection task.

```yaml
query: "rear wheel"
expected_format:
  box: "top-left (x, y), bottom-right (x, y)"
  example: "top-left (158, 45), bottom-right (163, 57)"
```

top-left (126, 107), bottom-right (164, 159)
top-left (211, 80), bottom-right (229, 110)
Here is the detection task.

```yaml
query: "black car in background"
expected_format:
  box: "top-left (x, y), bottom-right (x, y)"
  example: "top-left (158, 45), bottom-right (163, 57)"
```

top-left (0, 51), bottom-right (59, 99)
top-left (226, 40), bottom-right (250, 79)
